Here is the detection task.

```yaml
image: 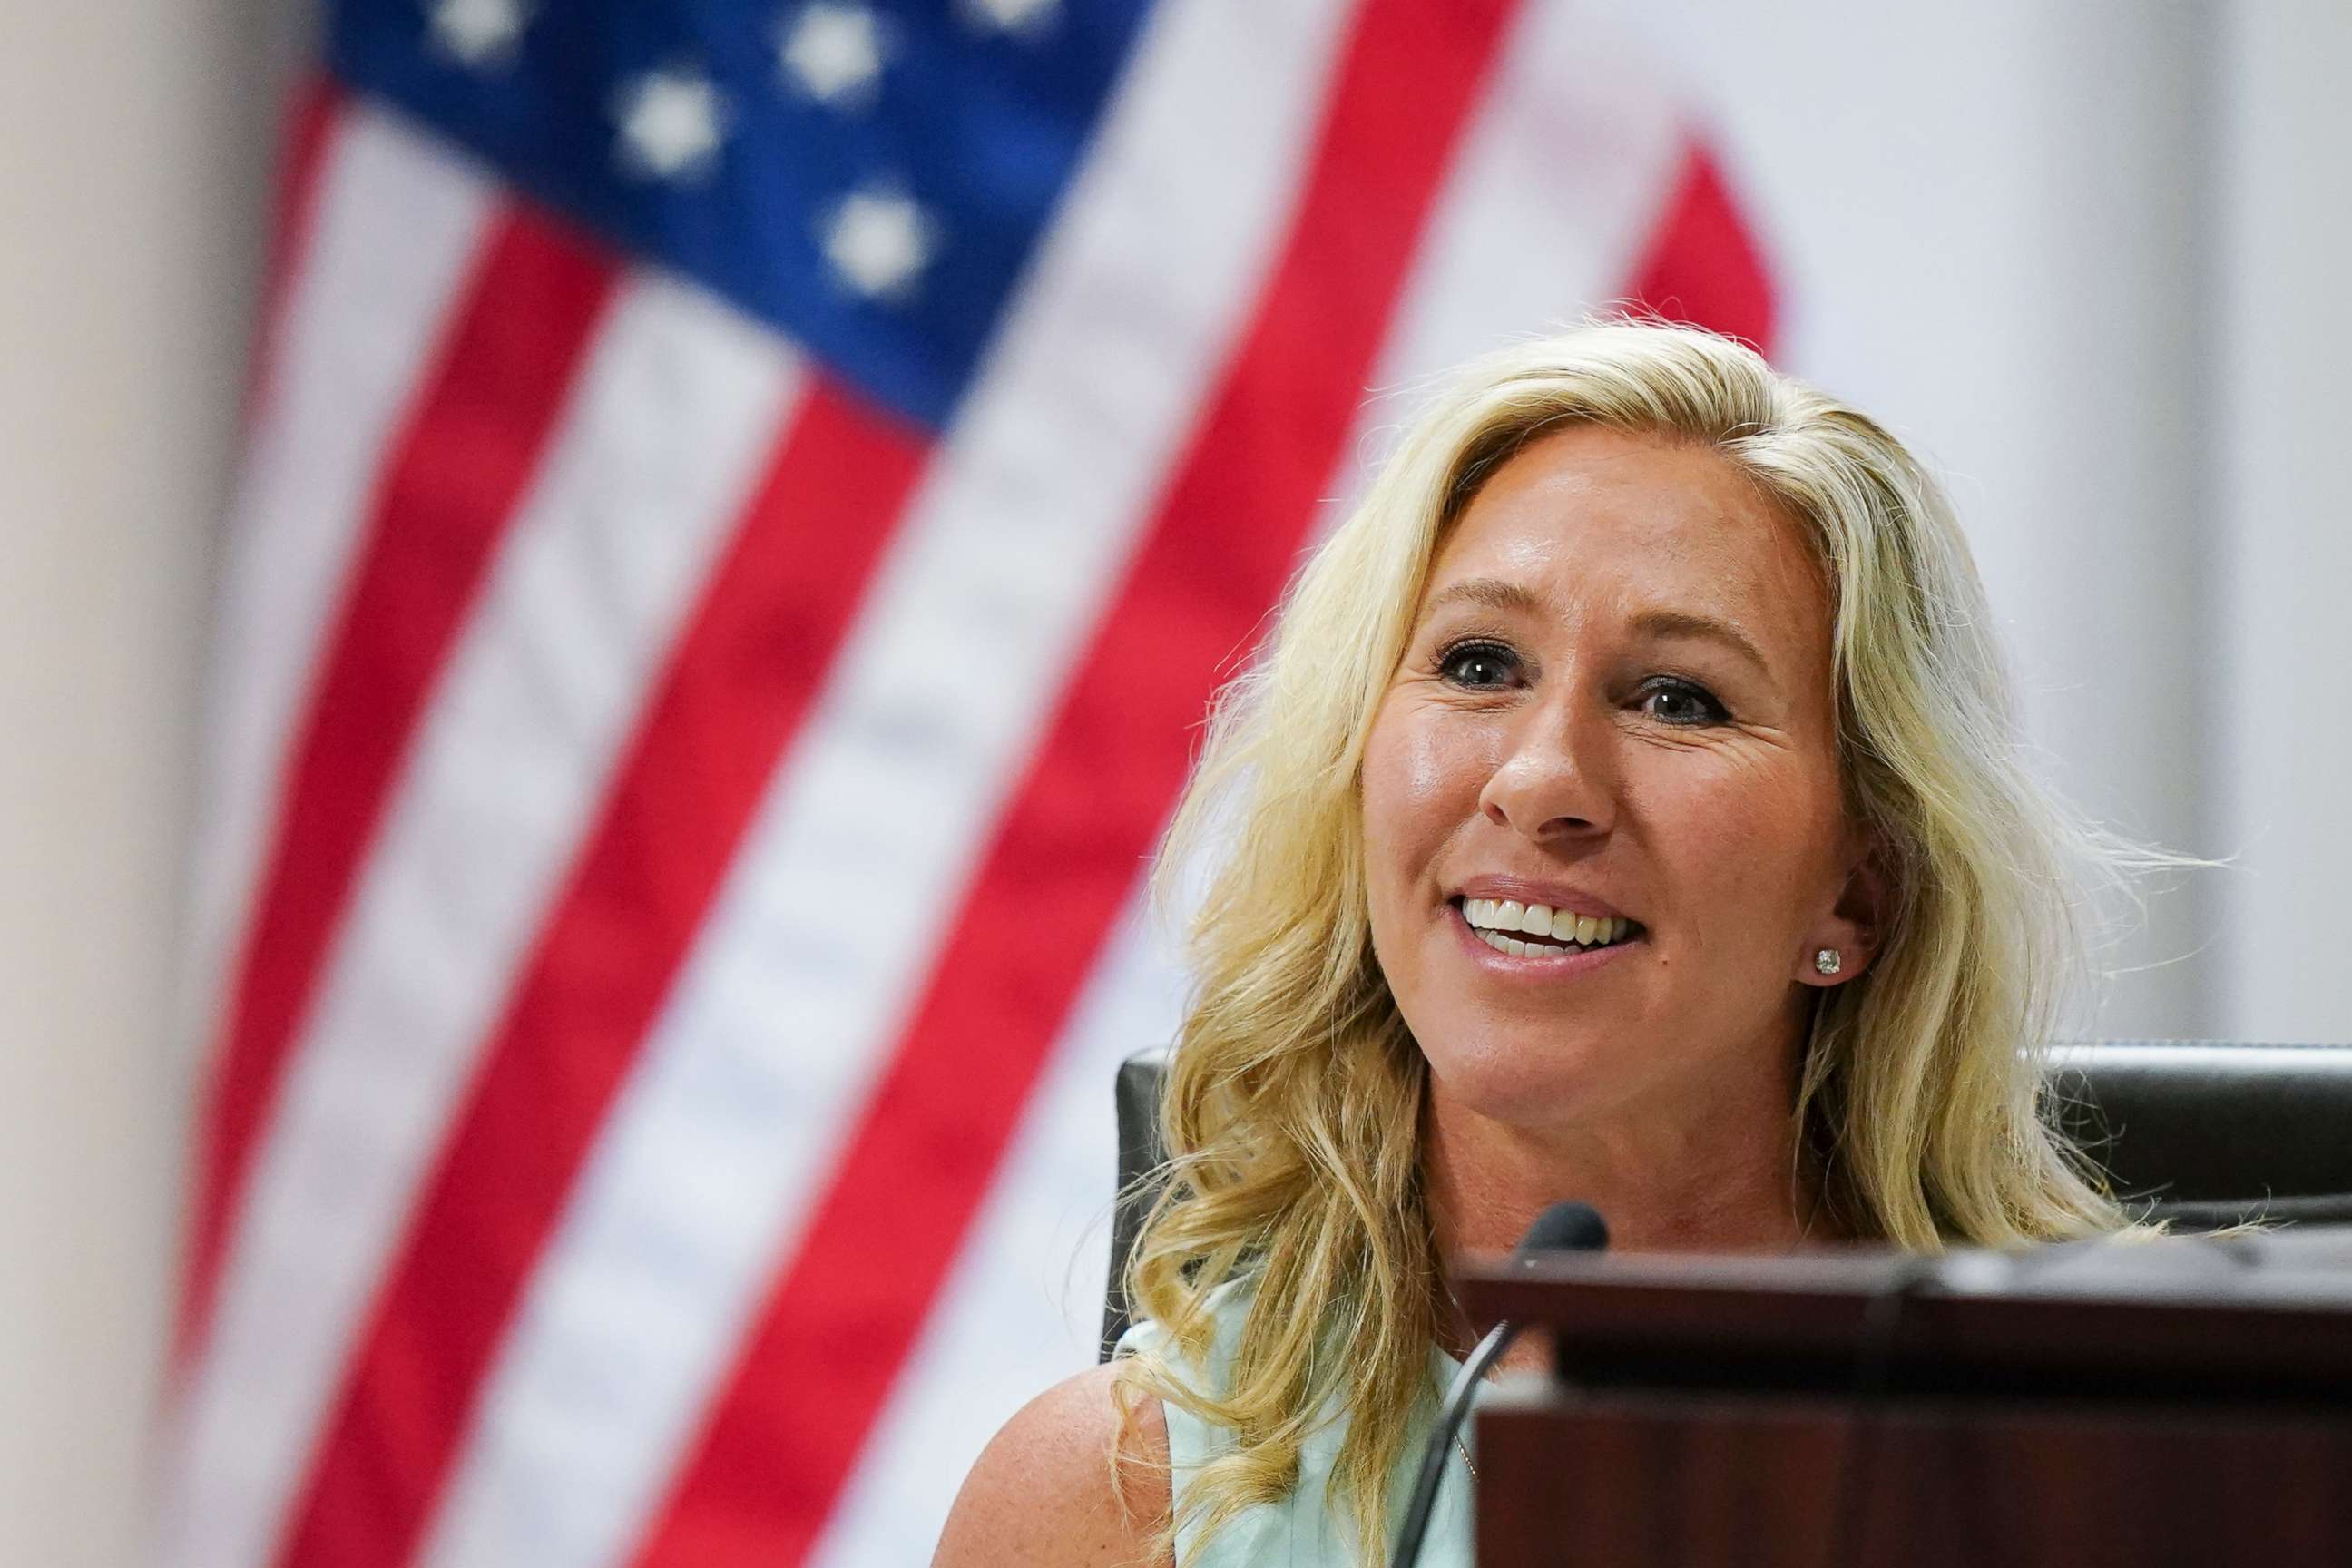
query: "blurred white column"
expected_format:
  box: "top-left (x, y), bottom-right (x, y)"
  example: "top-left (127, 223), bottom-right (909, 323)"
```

top-left (2215, 2), bottom-right (2352, 1040)
top-left (0, 3), bottom-right (304, 1563)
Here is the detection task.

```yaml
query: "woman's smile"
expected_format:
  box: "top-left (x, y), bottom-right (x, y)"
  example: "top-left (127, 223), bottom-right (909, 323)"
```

top-left (1447, 896), bottom-right (1644, 976)
top-left (1443, 878), bottom-right (1647, 977)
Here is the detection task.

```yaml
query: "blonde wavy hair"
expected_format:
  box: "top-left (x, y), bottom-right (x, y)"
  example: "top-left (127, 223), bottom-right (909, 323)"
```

top-left (1114, 320), bottom-right (2181, 1565)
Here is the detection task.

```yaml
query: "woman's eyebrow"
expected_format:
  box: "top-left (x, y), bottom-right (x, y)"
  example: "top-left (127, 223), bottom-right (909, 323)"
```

top-left (1423, 576), bottom-right (1542, 617)
top-left (1629, 607), bottom-right (1771, 674)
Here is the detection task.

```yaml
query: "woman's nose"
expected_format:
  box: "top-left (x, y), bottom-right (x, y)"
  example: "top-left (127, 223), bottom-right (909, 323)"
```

top-left (1476, 702), bottom-right (1615, 841)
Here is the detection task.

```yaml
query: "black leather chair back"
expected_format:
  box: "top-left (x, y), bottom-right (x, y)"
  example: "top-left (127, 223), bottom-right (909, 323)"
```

top-left (1101, 1040), bottom-right (2352, 1358)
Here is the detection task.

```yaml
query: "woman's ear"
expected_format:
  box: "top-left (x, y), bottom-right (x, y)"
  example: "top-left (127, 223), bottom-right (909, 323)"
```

top-left (1798, 825), bottom-right (1891, 988)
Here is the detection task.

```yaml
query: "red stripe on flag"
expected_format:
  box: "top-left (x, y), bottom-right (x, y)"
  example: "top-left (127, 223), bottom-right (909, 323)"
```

top-left (270, 378), bottom-right (930, 1568)
top-left (627, 5), bottom-right (1523, 1563)
top-left (181, 212), bottom-right (617, 1359)
top-left (241, 75), bottom-right (345, 428)
top-left (1622, 140), bottom-right (1779, 355)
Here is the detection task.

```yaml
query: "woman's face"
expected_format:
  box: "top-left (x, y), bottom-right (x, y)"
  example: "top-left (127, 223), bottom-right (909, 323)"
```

top-left (1360, 424), bottom-right (1876, 1134)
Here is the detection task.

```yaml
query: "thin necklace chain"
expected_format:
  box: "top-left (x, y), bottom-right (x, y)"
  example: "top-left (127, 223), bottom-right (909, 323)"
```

top-left (1439, 1285), bottom-right (1481, 1481)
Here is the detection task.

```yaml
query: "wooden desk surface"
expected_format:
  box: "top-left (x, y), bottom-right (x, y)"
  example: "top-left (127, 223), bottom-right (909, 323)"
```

top-left (1458, 1230), bottom-right (2352, 1566)
top-left (1458, 1228), bottom-right (2352, 1400)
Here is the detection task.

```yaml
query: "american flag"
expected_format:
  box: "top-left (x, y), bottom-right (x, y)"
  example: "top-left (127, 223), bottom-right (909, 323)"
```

top-left (162, 1), bottom-right (1774, 1563)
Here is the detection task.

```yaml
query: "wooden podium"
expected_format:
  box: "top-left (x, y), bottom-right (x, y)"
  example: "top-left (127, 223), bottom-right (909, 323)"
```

top-left (1456, 1230), bottom-right (2352, 1567)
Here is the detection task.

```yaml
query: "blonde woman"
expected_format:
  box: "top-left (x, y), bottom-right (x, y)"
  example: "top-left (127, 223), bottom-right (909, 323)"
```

top-left (934, 321), bottom-right (2168, 1567)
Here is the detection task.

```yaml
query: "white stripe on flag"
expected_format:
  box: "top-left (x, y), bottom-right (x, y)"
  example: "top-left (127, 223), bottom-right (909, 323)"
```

top-left (415, 3), bottom-right (1367, 1563)
top-left (158, 277), bottom-right (807, 1568)
top-left (807, 873), bottom-right (1188, 1568)
top-left (1316, 0), bottom-right (1686, 537)
top-left (815, 7), bottom-right (1691, 1545)
top-left (180, 105), bottom-right (497, 1065)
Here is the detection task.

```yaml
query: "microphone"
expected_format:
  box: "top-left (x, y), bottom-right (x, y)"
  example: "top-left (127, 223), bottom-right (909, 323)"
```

top-left (1391, 1201), bottom-right (1609, 1567)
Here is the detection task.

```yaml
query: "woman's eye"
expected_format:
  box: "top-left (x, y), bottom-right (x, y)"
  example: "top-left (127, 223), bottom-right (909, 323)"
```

top-left (1437, 642), bottom-right (1520, 689)
top-left (1639, 679), bottom-right (1728, 726)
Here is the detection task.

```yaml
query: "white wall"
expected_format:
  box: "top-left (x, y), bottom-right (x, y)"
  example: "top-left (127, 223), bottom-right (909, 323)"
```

top-left (2216, 1), bottom-right (2352, 1041)
top-left (0, 3), bottom-right (304, 1563)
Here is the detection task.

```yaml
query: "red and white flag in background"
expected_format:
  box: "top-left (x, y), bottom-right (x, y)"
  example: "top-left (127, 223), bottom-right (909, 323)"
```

top-left (162, 0), bottom-right (1774, 1563)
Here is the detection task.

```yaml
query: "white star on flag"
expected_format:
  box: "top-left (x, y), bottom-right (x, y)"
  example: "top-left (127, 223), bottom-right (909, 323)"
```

top-left (779, 3), bottom-right (888, 108)
top-left (428, 0), bottom-right (530, 67)
top-left (819, 186), bottom-right (938, 299)
top-left (960, 0), bottom-right (1059, 36)
top-left (614, 67), bottom-right (729, 181)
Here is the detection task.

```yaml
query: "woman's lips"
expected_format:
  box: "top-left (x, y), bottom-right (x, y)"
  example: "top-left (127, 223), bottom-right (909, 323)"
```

top-left (1447, 901), bottom-right (1642, 977)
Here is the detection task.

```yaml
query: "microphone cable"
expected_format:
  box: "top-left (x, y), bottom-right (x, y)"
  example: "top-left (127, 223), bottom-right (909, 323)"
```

top-left (1391, 1200), bottom-right (1609, 1568)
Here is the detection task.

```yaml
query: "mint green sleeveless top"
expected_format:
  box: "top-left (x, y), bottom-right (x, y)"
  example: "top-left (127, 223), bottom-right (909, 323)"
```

top-left (1115, 1280), bottom-right (1479, 1567)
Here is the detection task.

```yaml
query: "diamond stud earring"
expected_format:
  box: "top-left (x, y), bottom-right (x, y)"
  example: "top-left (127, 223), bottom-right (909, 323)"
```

top-left (1814, 948), bottom-right (1843, 975)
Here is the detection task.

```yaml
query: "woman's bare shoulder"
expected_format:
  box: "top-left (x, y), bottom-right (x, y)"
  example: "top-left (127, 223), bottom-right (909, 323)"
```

top-left (932, 1360), bottom-right (1173, 1568)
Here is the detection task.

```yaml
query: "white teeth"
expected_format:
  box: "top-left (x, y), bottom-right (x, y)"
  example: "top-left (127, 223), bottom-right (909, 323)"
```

top-left (1465, 897), bottom-right (1640, 952)
top-left (1476, 926), bottom-right (1584, 959)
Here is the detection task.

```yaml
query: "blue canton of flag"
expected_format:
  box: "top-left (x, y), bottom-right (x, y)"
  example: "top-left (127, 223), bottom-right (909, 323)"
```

top-left (334, 0), bottom-right (1154, 426)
